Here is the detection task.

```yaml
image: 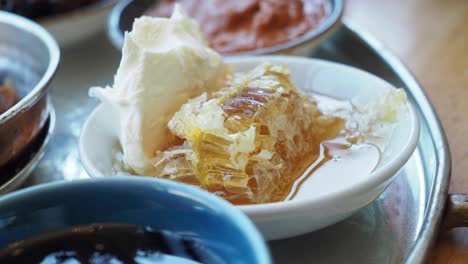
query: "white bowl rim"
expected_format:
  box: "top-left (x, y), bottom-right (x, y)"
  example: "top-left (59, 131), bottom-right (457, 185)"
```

top-left (79, 55), bottom-right (420, 219)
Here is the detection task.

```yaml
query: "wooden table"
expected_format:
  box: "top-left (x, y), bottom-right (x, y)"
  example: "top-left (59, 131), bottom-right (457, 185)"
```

top-left (345, 0), bottom-right (468, 262)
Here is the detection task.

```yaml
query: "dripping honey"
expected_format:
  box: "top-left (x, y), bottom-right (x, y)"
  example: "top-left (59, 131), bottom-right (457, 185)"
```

top-left (145, 65), bottom-right (376, 205)
top-left (161, 100), bottom-right (350, 205)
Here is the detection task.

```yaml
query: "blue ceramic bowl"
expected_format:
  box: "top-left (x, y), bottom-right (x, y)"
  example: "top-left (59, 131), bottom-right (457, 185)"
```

top-left (0, 176), bottom-right (270, 263)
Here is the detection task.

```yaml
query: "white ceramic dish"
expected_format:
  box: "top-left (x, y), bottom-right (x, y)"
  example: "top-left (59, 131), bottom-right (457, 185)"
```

top-left (39, 0), bottom-right (117, 47)
top-left (79, 56), bottom-right (420, 240)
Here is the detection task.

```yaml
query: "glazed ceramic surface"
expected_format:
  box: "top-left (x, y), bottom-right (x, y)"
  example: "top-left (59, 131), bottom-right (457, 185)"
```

top-left (0, 176), bottom-right (271, 264)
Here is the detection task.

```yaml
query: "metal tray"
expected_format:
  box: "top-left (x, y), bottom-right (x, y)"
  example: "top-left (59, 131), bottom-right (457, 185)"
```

top-left (22, 23), bottom-right (452, 263)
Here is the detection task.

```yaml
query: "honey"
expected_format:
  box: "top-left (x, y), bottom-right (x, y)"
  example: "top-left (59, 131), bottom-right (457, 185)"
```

top-left (111, 63), bottom-right (405, 205)
top-left (285, 137), bottom-right (380, 200)
top-left (153, 64), bottom-right (346, 204)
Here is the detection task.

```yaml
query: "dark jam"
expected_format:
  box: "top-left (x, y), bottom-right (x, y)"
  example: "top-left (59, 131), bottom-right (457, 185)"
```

top-left (0, 224), bottom-right (222, 264)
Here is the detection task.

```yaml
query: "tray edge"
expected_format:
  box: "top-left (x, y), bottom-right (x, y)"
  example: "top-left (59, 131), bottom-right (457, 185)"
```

top-left (343, 22), bottom-right (451, 263)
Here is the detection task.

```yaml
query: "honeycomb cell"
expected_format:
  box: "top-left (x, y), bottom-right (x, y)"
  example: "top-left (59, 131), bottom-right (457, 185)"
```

top-left (154, 64), bottom-right (344, 204)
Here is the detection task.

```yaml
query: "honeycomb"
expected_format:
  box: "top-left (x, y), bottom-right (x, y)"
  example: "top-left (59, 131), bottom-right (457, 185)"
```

top-left (153, 64), bottom-right (344, 204)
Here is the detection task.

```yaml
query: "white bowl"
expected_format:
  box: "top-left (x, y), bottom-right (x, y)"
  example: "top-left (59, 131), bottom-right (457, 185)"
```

top-left (39, 0), bottom-right (117, 47)
top-left (79, 56), bottom-right (419, 240)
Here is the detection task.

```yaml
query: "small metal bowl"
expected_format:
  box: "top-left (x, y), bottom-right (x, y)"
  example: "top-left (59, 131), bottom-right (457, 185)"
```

top-left (0, 12), bottom-right (59, 170)
top-left (108, 0), bottom-right (343, 56)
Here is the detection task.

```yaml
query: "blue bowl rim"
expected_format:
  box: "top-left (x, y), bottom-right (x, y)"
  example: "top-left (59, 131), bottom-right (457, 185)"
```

top-left (0, 176), bottom-right (271, 264)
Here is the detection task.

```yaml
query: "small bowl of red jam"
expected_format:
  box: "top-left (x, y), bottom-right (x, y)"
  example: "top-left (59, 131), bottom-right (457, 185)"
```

top-left (108, 0), bottom-right (343, 56)
top-left (0, 0), bottom-right (118, 46)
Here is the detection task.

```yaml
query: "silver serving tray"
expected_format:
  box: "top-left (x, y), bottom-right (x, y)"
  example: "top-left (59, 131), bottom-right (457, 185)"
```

top-left (22, 23), bottom-right (453, 263)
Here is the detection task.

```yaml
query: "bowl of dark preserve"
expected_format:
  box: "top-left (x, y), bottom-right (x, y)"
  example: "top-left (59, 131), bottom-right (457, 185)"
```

top-left (0, 176), bottom-right (270, 264)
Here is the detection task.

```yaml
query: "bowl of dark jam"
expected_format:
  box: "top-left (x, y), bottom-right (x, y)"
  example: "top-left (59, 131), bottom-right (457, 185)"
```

top-left (0, 176), bottom-right (270, 264)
